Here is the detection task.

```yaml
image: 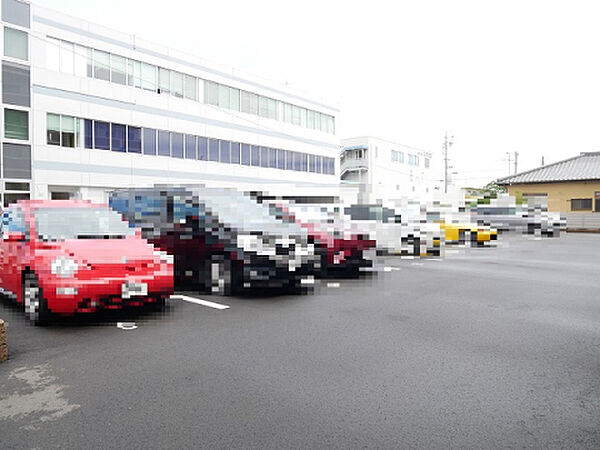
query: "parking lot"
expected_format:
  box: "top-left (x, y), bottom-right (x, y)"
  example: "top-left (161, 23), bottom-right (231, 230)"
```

top-left (1, 232), bottom-right (599, 449)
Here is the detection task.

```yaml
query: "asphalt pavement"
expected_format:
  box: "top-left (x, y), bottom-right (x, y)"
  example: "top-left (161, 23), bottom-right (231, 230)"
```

top-left (0, 233), bottom-right (599, 449)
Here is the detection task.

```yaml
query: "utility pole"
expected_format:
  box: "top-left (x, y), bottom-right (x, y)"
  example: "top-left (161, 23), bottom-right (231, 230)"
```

top-left (506, 152), bottom-right (513, 176)
top-left (443, 132), bottom-right (453, 194)
top-left (514, 151), bottom-right (519, 174)
top-left (541, 155), bottom-right (545, 166)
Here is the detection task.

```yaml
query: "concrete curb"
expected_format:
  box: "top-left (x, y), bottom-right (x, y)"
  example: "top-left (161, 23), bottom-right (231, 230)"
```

top-left (566, 229), bottom-right (600, 233)
top-left (0, 319), bottom-right (7, 362)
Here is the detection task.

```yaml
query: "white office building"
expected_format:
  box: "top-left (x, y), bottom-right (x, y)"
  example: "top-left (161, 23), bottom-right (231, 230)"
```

top-left (340, 136), bottom-right (440, 204)
top-left (0, 0), bottom-right (340, 206)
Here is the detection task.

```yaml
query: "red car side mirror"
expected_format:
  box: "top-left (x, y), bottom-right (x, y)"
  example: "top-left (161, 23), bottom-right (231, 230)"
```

top-left (4, 231), bottom-right (25, 242)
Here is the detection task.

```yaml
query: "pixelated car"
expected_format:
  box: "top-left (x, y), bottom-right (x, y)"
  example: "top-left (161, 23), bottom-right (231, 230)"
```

top-left (470, 204), bottom-right (563, 237)
top-left (343, 204), bottom-right (442, 257)
top-left (109, 186), bottom-right (318, 295)
top-left (265, 202), bottom-right (376, 277)
top-left (0, 200), bottom-right (174, 325)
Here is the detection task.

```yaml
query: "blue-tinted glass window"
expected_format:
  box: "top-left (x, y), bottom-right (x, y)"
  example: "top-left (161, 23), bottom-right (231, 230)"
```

top-left (293, 152), bottom-right (301, 171)
top-left (259, 146), bottom-right (269, 168)
top-left (241, 143), bottom-right (251, 165)
top-left (185, 134), bottom-right (196, 159)
top-left (250, 145), bottom-right (260, 166)
top-left (128, 126), bottom-right (141, 153)
top-left (158, 130), bottom-right (170, 156)
top-left (268, 148), bottom-right (277, 168)
top-left (300, 153), bottom-right (308, 171)
top-left (276, 149), bottom-right (286, 169)
top-left (84, 119), bottom-right (93, 149)
top-left (286, 151), bottom-right (294, 170)
top-left (111, 123), bottom-right (126, 152)
top-left (308, 154), bottom-right (317, 173)
top-left (171, 132), bottom-right (183, 158)
top-left (143, 128), bottom-right (156, 155)
top-left (94, 121), bottom-right (110, 150)
top-left (231, 142), bottom-right (240, 164)
top-left (219, 140), bottom-right (231, 163)
top-left (197, 136), bottom-right (207, 160)
top-left (208, 139), bottom-right (219, 161)
top-left (315, 155), bottom-right (322, 173)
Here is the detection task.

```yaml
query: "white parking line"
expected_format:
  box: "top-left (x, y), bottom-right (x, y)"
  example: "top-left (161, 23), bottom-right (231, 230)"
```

top-left (170, 294), bottom-right (230, 310)
top-left (327, 282), bottom-right (340, 288)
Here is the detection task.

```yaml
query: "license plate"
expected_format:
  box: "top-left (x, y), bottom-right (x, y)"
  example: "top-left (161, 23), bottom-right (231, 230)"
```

top-left (122, 282), bottom-right (147, 299)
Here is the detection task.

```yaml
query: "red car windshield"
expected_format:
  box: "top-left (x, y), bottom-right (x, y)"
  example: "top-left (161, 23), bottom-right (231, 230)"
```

top-left (33, 207), bottom-right (134, 241)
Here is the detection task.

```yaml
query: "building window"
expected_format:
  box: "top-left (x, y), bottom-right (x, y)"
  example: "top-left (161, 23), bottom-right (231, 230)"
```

top-left (208, 139), bottom-right (219, 161)
top-left (127, 126), bottom-right (141, 153)
top-left (218, 84), bottom-right (230, 108)
top-left (315, 155), bottom-right (322, 174)
top-left (197, 137), bottom-right (208, 160)
top-left (2, 0), bottom-right (30, 28)
top-left (4, 108), bottom-right (28, 140)
top-left (3, 142), bottom-right (31, 179)
top-left (59, 40), bottom-right (74, 74)
top-left (93, 49), bottom-right (110, 81)
top-left (141, 63), bottom-right (156, 91)
top-left (143, 128), bottom-right (156, 155)
top-left (110, 54), bottom-right (126, 85)
top-left (250, 145), bottom-right (260, 166)
top-left (4, 27), bottom-right (27, 61)
top-left (171, 132), bottom-right (183, 158)
top-left (47, 113), bottom-right (60, 145)
top-left (185, 134), bottom-right (196, 159)
top-left (277, 149), bottom-right (286, 170)
top-left (184, 75), bottom-right (197, 101)
top-left (61, 115), bottom-right (76, 148)
top-left (158, 130), bottom-right (170, 156)
top-left (259, 146), bottom-right (269, 168)
top-left (94, 121), bottom-right (110, 149)
top-left (268, 148), bottom-right (277, 168)
top-left (309, 154), bottom-right (317, 173)
top-left (241, 143), bottom-right (251, 165)
top-left (111, 123), bottom-right (126, 152)
top-left (204, 81), bottom-right (218, 106)
top-left (229, 87), bottom-right (240, 111)
top-left (230, 142), bottom-right (240, 164)
top-left (171, 71), bottom-right (184, 98)
top-left (286, 151), bottom-right (294, 170)
top-left (84, 119), bottom-right (93, 148)
top-left (241, 91), bottom-right (258, 115)
top-left (570, 198), bottom-right (592, 211)
top-left (219, 140), bottom-right (231, 163)
top-left (158, 67), bottom-right (170, 94)
top-left (2, 62), bottom-right (29, 107)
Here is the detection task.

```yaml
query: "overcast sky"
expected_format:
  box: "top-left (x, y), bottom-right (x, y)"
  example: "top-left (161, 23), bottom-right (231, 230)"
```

top-left (33, 0), bottom-right (600, 187)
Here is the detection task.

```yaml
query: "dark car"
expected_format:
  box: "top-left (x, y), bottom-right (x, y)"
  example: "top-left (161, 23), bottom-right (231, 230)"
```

top-left (110, 186), bottom-right (318, 295)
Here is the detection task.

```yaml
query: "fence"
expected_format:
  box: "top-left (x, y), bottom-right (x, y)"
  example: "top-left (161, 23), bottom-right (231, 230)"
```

top-left (564, 212), bottom-right (600, 231)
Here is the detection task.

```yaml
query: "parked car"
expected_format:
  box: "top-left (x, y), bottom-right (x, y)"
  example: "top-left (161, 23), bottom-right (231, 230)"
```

top-left (265, 202), bottom-right (376, 277)
top-left (469, 204), bottom-right (563, 237)
top-left (344, 204), bottom-right (442, 257)
top-left (0, 200), bottom-right (174, 325)
top-left (110, 186), bottom-right (318, 295)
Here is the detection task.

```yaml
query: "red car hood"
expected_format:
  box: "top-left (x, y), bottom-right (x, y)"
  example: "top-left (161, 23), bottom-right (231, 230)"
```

top-left (35, 237), bottom-right (156, 266)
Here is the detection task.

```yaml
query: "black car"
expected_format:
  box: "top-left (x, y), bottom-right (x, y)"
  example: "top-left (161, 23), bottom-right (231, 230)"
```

top-left (109, 186), bottom-right (318, 295)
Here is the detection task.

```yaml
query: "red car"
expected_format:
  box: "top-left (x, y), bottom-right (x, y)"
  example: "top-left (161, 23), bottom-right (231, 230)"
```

top-left (0, 200), bottom-right (173, 325)
top-left (267, 203), bottom-right (376, 277)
